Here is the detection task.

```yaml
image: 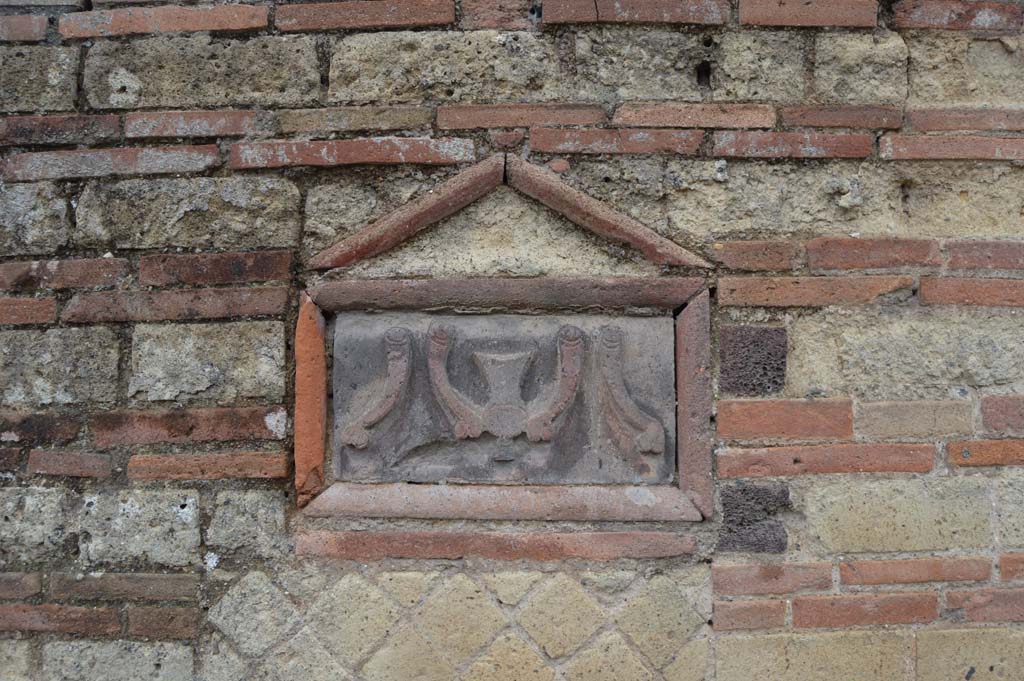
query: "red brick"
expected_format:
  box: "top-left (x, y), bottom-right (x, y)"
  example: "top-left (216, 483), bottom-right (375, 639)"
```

top-left (893, 0), bottom-right (1022, 30)
top-left (294, 292), bottom-right (327, 506)
top-left (438, 104), bottom-right (606, 129)
top-left (612, 103), bottom-right (775, 129)
top-left (530, 127), bottom-right (703, 154)
top-left (948, 439), bottom-right (1024, 467)
top-left (714, 563), bottom-right (832, 596)
top-left (544, 0), bottom-right (729, 24)
top-left (0, 15), bottom-right (47, 41)
top-left (921, 277), bottom-right (1024, 307)
top-left (230, 137), bottom-right (473, 169)
top-left (717, 443), bottom-right (934, 477)
top-left (0, 297), bottom-right (55, 325)
top-left (50, 573), bottom-right (197, 601)
top-left (61, 287), bottom-right (288, 323)
top-left (793, 593), bottom-right (938, 628)
top-left (296, 530), bottom-right (696, 560)
top-left (0, 573), bottom-right (41, 599)
top-left (714, 600), bottom-right (786, 630)
top-left (712, 241), bottom-right (799, 271)
top-left (27, 449), bottom-right (111, 478)
top-left (717, 399), bottom-right (854, 442)
top-left (3, 145), bottom-right (220, 182)
top-left (0, 449), bottom-right (19, 472)
top-left (908, 108), bottom-right (1024, 132)
top-left (138, 251), bottom-right (291, 286)
top-left (0, 114), bottom-right (121, 146)
top-left (127, 606), bottom-right (197, 639)
top-left (460, 0), bottom-right (533, 29)
top-left (713, 131), bottom-right (874, 159)
top-left (740, 0), bottom-right (877, 26)
top-left (0, 411), bottom-right (80, 445)
top-left (127, 451), bottom-right (289, 480)
top-left (91, 406), bottom-right (286, 447)
top-left (0, 604), bottom-right (120, 635)
top-left (882, 134), bottom-right (1024, 160)
top-left (489, 130), bottom-right (525, 149)
top-left (677, 291), bottom-right (714, 519)
top-left (60, 5), bottom-right (267, 38)
top-left (780, 106), bottom-right (902, 129)
top-left (841, 558), bottom-right (991, 585)
top-left (947, 241), bottom-right (1024, 270)
top-left (807, 237), bottom-right (941, 270)
top-left (125, 110), bottom-right (263, 138)
top-left (947, 588), bottom-right (1024, 622)
top-left (1001, 554), bottom-right (1024, 581)
top-left (0, 258), bottom-right (129, 291)
top-left (982, 396), bottom-right (1024, 434)
top-left (276, 0), bottom-right (453, 31)
top-left (719, 276), bottom-right (914, 307)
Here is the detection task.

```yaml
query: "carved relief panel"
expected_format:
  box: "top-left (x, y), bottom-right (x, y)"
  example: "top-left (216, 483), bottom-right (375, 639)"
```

top-left (332, 313), bottom-right (676, 485)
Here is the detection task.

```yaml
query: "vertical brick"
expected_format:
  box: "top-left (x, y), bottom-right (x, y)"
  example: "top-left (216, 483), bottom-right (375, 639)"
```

top-left (294, 293), bottom-right (327, 506)
top-left (714, 600), bottom-right (787, 630)
top-left (717, 399), bottom-right (854, 442)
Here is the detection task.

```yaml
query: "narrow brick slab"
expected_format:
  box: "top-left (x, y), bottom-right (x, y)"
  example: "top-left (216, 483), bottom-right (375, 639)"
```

top-left (276, 0), bottom-right (453, 32)
top-left (277, 106), bottom-right (433, 134)
top-left (780, 106), bottom-right (902, 129)
top-left (713, 132), bottom-right (874, 159)
top-left (59, 5), bottom-right (267, 37)
top-left (310, 277), bottom-right (706, 311)
top-left (740, 0), bottom-right (877, 26)
top-left (3, 146), bottom-right (220, 181)
top-left (840, 558), bottom-right (991, 585)
top-left (982, 396), bottom-right (1024, 434)
top-left (230, 137), bottom-right (474, 169)
top-left (544, 0), bottom-right (729, 24)
top-left (718, 444), bottom-right (935, 477)
top-left (439, 104), bottom-right (606, 129)
top-left (882, 134), bottom-right (1024, 160)
top-left (127, 606), bottom-right (198, 639)
top-left (294, 292), bottom-right (327, 506)
top-left (0, 297), bottom-right (56, 324)
top-left (921, 278), bottom-right (1024, 307)
top-left (893, 0), bottom-right (1022, 30)
top-left (0, 411), bottom-right (80, 445)
top-left (0, 114), bottom-right (121, 146)
top-left (714, 600), bottom-right (786, 630)
top-left (50, 573), bottom-right (197, 601)
top-left (530, 127), bottom-right (703, 154)
top-left (948, 439), bottom-right (1024, 467)
top-left (908, 108), bottom-right (1024, 132)
top-left (719, 276), bottom-right (913, 307)
top-left (296, 530), bottom-right (696, 560)
top-left (793, 593), bottom-right (938, 628)
top-left (807, 238), bottom-right (941, 270)
top-left (27, 449), bottom-right (111, 478)
top-left (127, 452), bottom-right (289, 480)
top-left (0, 604), bottom-right (120, 635)
top-left (714, 563), bottom-right (833, 596)
top-left (947, 588), bottom-right (1024, 622)
top-left (139, 251), bottom-right (291, 286)
top-left (0, 15), bottom-right (47, 41)
top-left (1001, 555), bottom-right (1024, 581)
top-left (91, 406), bottom-right (286, 447)
top-left (0, 259), bottom-right (129, 291)
top-left (614, 103), bottom-right (775, 128)
top-left (717, 399), bottom-right (854, 442)
top-left (0, 573), bottom-right (42, 599)
top-left (712, 241), bottom-right (799, 271)
top-left (304, 483), bottom-right (702, 521)
top-left (61, 287), bottom-right (288, 322)
top-left (947, 241), bottom-right (1024, 270)
top-left (125, 110), bottom-right (263, 138)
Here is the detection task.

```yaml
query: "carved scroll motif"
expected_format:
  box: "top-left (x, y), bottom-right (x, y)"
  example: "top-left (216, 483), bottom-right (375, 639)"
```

top-left (427, 324), bottom-right (485, 439)
top-left (597, 326), bottom-right (665, 467)
top-left (339, 327), bottom-right (413, 448)
top-left (526, 325), bottom-right (584, 442)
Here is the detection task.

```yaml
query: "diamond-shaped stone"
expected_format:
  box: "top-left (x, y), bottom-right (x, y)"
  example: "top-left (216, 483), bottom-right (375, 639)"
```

top-left (615, 575), bottom-right (705, 668)
top-left (663, 638), bottom-right (709, 681)
top-left (482, 571), bottom-right (542, 605)
top-left (197, 634), bottom-right (249, 681)
top-left (208, 572), bottom-right (299, 657)
top-left (413, 574), bottom-right (506, 664)
top-left (307, 574), bottom-right (401, 667)
top-left (361, 628), bottom-right (454, 681)
top-left (517, 574), bottom-right (604, 658)
top-left (463, 634), bottom-right (555, 681)
top-left (564, 632), bottom-right (654, 681)
top-left (376, 571), bottom-right (439, 607)
top-left (258, 627), bottom-right (351, 681)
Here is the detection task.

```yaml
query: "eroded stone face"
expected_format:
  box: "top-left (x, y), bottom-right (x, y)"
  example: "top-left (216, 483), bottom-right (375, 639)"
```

top-left (80, 490), bottom-right (201, 567)
top-left (43, 641), bottom-right (193, 681)
top-left (0, 487), bottom-right (73, 566)
top-left (332, 312), bottom-right (676, 484)
top-left (908, 33), bottom-right (1024, 106)
top-left (716, 631), bottom-right (908, 681)
top-left (0, 46), bottom-right (78, 112)
top-left (813, 31), bottom-right (908, 105)
top-left (0, 328), bottom-right (119, 407)
top-left (0, 183), bottom-right (69, 256)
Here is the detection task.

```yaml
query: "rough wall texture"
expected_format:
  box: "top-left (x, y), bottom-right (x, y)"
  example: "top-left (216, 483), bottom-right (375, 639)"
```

top-left (3, 0), bottom-right (1024, 679)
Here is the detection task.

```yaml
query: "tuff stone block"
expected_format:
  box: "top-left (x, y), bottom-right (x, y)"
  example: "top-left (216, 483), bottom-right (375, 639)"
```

top-left (464, 634), bottom-right (554, 681)
top-left (0, 328), bottom-right (118, 407)
top-left (517, 575), bottom-right (603, 657)
top-left (998, 472), bottom-right (1024, 547)
top-left (42, 641), bottom-right (193, 681)
top-left (907, 33), bottom-right (1024, 107)
top-left (614, 575), bottom-right (705, 667)
top-left (813, 31), bottom-right (908, 105)
top-left (0, 487), bottom-right (73, 565)
top-left (0, 46), bottom-right (78, 112)
top-left (716, 631), bottom-right (907, 680)
top-left (80, 490), bottom-right (200, 567)
top-left (306, 574), bottom-right (401, 666)
top-left (0, 183), bottom-right (69, 256)
top-left (208, 572), bottom-right (300, 657)
top-left (574, 29), bottom-right (705, 102)
top-left (412, 574), bottom-right (507, 662)
top-left (0, 640), bottom-right (30, 681)
top-left (206, 491), bottom-right (286, 558)
top-left (563, 632), bottom-right (653, 681)
top-left (917, 629), bottom-right (1024, 681)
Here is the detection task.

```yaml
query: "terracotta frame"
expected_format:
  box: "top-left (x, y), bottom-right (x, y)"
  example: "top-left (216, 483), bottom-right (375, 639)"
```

top-left (294, 276), bottom-right (713, 521)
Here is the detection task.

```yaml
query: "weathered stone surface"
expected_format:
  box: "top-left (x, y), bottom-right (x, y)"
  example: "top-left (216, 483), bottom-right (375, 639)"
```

top-left (413, 574), bottom-right (507, 663)
top-left (329, 30), bottom-right (561, 103)
top-left (76, 177), bottom-right (301, 250)
top-left (1, 47), bottom-right (78, 112)
top-left (718, 483), bottom-right (790, 553)
top-left (716, 631), bottom-right (907, 680)
top-left (662, 638), bottom-right (708, 681)
top-left (805, 478), bottom-right (991, 552)
top-left (209, 572), bottom-right (300, 657)
top-left (0, 183), bottom-right (69, 256)
top-left (615, 575), bottom-right (705, 668)
top-left (917, 629), bottom-right (1024, 681)
top-left (482, 571), bottom-right (542, 605)
top-left (84, 35), bottom-right (319, 109)
top-left (576, 28), bottom-right (704, 102)
top-left (715, 31), bottom-right (806, 103)
top-left (897, 163), bottom-right (1024, 238)
top-left (517, 574), bottom-right (604, 658)
top-left (0, 328), bottom-right (118, 407)
top-left (361, 627), bottom-right (455, 681)
top-left (789, 308), bottom-right (1024, 400)
top-left (0, 488), bottom-right (72, 566)
top-left (908, 34), bottom-right (1024, 106)
top-left (719, 326), bottom-right (787, 396)
top-left (376, 570), bottom-right (438, 606)
top-left (813, 31), bottom-right (908, 105)
top-left (997, 472), bottom-right (1024, 548)
top-left (306, 574), bottom-right (401, 666)
top-left (207, 491), bottom-right (287, 558)
top-left (0, 640), bottom-right (30, 681)
top-left (563, 631), bottom-right (653, 681)
top-left (560, 157), bottom-right (669, 229)
top-left (198, 635), bottom-right (248, 681)
top-left (42, 641), bottom-right (193, 681)
top-left (464, 634), bottom-right (554, 681)
top-left (257, 627), bottom-right (350, 681)
top-left (332, 312), bottom-right (676, 484)
top-left (129, 322), bottom-right (285, 403)
top-left (80, 490), bottom-right (200, 567)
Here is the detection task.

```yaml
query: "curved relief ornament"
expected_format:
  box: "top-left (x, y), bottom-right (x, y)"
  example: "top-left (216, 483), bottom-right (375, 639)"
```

top-left (526, 325), bottom-right (585, 442)
top-left (597, 325), bottom-right (665, 466)
top-left (339, 326), bottom-right (413, 448)
top-left (427, 324), bottom-right (485, 439)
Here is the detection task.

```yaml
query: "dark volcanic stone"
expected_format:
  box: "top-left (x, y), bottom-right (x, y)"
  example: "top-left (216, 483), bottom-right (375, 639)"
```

top-left (718, 325), bottom-right (787, 396)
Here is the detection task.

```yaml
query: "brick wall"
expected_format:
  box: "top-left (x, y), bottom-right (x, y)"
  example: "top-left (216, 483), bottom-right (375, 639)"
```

top-left (2, 0), bottom-right (1024, 679)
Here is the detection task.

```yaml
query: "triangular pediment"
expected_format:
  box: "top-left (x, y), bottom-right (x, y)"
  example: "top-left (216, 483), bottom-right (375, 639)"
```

top-left (308, 154), bottom-right (710, 271)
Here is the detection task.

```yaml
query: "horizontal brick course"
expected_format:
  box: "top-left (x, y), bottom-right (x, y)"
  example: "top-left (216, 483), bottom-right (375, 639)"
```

top-left (948, 439), bottom-right (1024, 467)
top-left (893, 0), bottom-right (1023, 31)
top-left (0, 15), bottom-right (47, 41)
top-left (713, 563), bottom-right (833, 596)
top-left (717, 443), bottom-right (934, 477)
top-left (807, 238), bottom-right (941, 270)
top-left (0, 411), bottom-right (80, 445)
top-left (59, 5), bottom-right (268, 38)
top-left (719, 276), bottom-right (914, 307)
top-left (779, 106), bottom-right (902, 129)
top-left (3, 146), bottom-right (221, 182)
top-left (0, 297), bottom-right (56, 325)
top-left (793, 593), bottom-right (938, 628)
top-left (1002, 554), bottom-right (1024, 581)
top-left (612, 103), bottom-right (775, 129)
top-left (530, 127), bottom-right (703, 154)
top-left (91, 406), bottom-right (286, 447)
top-left (61, 287), bottom-right (289, 323)
top-left (127, 606), bottom-right (198, 639)
top-left (947, 588), bottom-right (1024, 622)
top-left (717, 399), bottom-right (854, 442)
top-left (712, 241), bottom-right (799, 271)
top-left (856, 400), bottom-right (973, 439)
top-left (543, 0), bottom-right (729, 24)
top-left (127, 452), bottom-right (289, 480)
top-left (0, 114), bottom-right (121, 146)
top-left (946, 241), bottom-right (1024, 270)
top-left (276, 0), bottom-right (454, 32)
top-left (881, 135), bottom-right (1024, 161)
top-left (138, 251), bottom-right (292, 286)
top-left (26, 449), bottom-right (111, 478)
top-left (277, 106), bottom-right (433, 134)
top-left (908, 108), bottom-right (1024, 132)
top-left (125, 110), bottom-right (263, 138)
top-left (0, 604), bottom-right (120, 635)
top-left (920, 278), bottom-right (1024, 307)
top-left (49, 573), bottom-right (198, 601)
top-left (740, 0), bottom-right (877, 27)
top-left (0, 573), bottom-right (42, 599)
top-left (438, 104), bottom-right (606, 129)
top-left (230, 137), bottom-right (474, 169)
top-left (714, 600), bottom-right (787, 630)
top-left (0, 258), bottom-right (129, 291)
top-left (460, 0), bottom-right (533, 29)
top-left (713, 132), bottom-right (874, 159)
top-left (840, 558), bottom-right (991, 585)
top-left (982, 396), bottom-right (1024, 434)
